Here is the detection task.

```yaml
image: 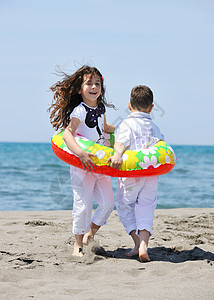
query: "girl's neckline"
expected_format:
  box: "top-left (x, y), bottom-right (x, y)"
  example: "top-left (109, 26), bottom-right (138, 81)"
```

top-left (82, 102), bottom-right (98, 109)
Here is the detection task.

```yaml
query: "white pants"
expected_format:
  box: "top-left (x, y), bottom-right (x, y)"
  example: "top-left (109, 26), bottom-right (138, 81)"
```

top-left (116, 176), bottom-right (158, 235)
top-left (70, 166), bottom-right (115, 235)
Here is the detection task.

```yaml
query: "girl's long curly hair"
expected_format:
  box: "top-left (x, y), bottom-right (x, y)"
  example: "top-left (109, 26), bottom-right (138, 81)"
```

top-left (49, 65), bottom-right (115, 130)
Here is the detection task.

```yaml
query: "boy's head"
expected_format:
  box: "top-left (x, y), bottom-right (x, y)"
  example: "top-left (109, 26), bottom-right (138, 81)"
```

top-left (129, 85), bottom-right (154, 113)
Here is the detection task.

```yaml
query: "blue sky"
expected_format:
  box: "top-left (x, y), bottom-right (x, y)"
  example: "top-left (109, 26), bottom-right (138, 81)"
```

top-left (0, 0), bottom-right (214, 145)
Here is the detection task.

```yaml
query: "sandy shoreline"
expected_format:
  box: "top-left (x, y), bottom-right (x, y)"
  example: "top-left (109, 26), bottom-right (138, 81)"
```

top-left (0, 208), bottom-right (214, 299)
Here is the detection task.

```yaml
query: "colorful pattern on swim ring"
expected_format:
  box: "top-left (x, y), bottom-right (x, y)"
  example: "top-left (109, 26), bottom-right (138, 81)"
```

top-left (51, 130), bottom-right (176, 177)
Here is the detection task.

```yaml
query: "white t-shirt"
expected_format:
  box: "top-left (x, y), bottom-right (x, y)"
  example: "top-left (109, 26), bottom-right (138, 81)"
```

top-left (70, 102), bottom-right (105, 145)
top-left (115, 112), bottom-right (164, 151)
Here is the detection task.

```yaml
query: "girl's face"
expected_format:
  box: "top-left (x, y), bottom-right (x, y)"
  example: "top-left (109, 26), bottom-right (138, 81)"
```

top-left (79, 74), bottom-right (102, 107)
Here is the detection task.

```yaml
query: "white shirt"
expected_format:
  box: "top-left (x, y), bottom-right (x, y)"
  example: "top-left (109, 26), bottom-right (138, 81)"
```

top-left (70, 102), bottom-right (105, 145)
top-left (115, 112), bottom-right (164, 151)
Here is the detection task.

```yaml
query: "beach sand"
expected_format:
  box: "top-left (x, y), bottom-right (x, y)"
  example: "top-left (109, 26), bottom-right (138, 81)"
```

top-left (0, 208), bottom-right (214, 300)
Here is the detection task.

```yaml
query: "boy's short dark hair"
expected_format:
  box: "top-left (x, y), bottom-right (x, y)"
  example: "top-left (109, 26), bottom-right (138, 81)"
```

top-left (130, 85), bottom-right (153, 111)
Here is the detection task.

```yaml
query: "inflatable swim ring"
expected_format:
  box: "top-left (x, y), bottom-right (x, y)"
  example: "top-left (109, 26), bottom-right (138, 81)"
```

top-left (51, 130), bottom-right (176, 177)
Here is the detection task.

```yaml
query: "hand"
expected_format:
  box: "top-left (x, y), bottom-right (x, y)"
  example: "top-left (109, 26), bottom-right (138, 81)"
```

top-left (79, 151), bottom-right (97, 171)
top-left (107, 154), bottom-right (123, 170)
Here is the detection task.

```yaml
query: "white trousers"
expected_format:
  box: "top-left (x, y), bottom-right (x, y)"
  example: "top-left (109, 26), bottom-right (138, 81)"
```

top-left (116, 176), bottom-right (158, 235)
top-left (70, 166), bottom-right (115, 235)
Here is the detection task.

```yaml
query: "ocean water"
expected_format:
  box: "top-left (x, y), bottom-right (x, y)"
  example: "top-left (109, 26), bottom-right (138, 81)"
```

top-left (0, 142), bottom-right (214, 211)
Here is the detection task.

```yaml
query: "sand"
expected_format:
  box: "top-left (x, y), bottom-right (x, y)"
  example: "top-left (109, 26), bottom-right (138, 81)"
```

top-left (0, 208), bottom-right (214, 300)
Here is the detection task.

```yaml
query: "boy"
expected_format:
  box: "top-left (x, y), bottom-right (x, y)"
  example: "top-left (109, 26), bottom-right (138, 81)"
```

top-left (108, 85), bottom-right (164, 262)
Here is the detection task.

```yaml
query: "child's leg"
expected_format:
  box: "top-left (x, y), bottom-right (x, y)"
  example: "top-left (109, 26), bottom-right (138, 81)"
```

top-left (116, 178), bottom-right (139, 234)
top-left (125, 230), bottom-right (140, 257)
top-left (135, 176), bottom-right (158, 262)
top-left (139, 229), bottom-right (150, 262)
top-left (116, 177), bottom-right (142, 256)
top-left (72, 234), bottom-right (84, 257)
top-left (70, 167), bottom-right (96, 252)
top-left (83, 174), bottom-right (115, 244)
top-left (83, 222), bottom-right (100, 245)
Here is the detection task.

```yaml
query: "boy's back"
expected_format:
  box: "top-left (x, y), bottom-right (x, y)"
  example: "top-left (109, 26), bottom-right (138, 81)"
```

top-left (115, 111), bottom-right (164, 151)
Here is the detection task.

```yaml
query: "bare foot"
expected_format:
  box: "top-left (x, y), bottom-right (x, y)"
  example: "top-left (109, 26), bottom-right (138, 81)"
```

top-left (83, 223), bottom-right (100, 245)
top-left (139, 252), bottom-right (150, 262)
top-left (83, 233), bottom-right (94, 245)
top-left (138, 229), bottom-right (150, 262)
top-left (124, 247), bottom-right (139, 257)
top-left (72, 245), bottom-right (84, 257)
top-left (139, 245), bottom-right (150, 262)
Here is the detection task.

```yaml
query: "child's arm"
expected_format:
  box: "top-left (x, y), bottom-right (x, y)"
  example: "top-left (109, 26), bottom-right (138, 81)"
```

top-left (104, 115), bottom-right (115, 133)
top-left (107, 142), bottom-right (125, 169)
top-left (63, 118), bottom-right (96, 171)
top-left (106, 118), bottom-right (130, 169)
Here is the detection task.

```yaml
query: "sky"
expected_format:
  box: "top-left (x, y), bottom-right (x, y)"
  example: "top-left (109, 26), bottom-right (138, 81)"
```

top-left (0, 0), bottom-right (214, 145)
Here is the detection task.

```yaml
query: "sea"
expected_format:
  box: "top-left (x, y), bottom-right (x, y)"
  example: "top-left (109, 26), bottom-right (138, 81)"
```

top-left (0, 142), bottom-right (214, 211)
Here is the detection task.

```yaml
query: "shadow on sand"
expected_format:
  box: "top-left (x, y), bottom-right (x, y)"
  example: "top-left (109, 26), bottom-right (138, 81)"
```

top-left (93, 245), bottom-right (214, 263)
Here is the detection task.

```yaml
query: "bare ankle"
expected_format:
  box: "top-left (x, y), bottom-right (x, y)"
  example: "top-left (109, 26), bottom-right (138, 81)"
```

top-left (130, 230), bottom-right (140, 248)
top-left (90, 222), bottom-right (100, 236)
top-left (139, 240), bottom-right (150, 262)
top-left (72, 234), bottom-right (84, 257)
top-left (72, 243), bottom-right (84, 257)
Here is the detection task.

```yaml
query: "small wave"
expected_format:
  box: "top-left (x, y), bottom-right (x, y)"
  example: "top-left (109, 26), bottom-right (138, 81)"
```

top-left (38, 164), bottom-right (66, 171)
top-left (174, 168), bottom-right (189, 174)
top-left (156, 204), bottom-right (179, 209)
top-left (195, 193), bottom-right (214, 201)
top-left (0, 190), bottom-right (19, 197)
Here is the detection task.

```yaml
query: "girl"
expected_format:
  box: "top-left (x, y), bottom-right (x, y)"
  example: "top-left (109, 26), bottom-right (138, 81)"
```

top-left (49, 65), bottom-right (116, 257)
